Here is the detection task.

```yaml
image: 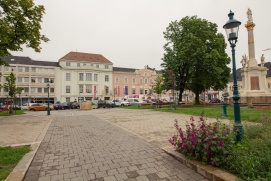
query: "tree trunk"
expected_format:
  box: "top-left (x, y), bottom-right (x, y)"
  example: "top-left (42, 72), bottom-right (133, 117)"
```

top-left (195, 93), bottom-right (200, 105)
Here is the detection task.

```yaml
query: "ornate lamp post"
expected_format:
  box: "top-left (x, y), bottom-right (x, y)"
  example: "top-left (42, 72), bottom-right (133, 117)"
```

top-left (223, 10), bottom-right (242, 142)
top-left (47, 81), bottom-right (50, 115)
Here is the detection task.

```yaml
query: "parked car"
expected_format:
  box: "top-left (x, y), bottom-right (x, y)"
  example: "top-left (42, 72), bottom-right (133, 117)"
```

top-left (61, 102), bottom-right (70, 109)
top-left (210, 98), bottom-right (221, 103)
top-left (29, 103), bottom-right (54, 111)
top-left (97, 100), bottom-right (114, 108)
top-left (53, 103), bottom-right (63, 110)
top-left (21, 103), bottom-right (35, 110)
top-left (69, 102), bottom-right (80, 109)
top-left (127, 98), bottom-right (142, 106)
top-left (110, 100), bottom-right (131, 106)
top-left (142, 100), bottom-right (154, 105)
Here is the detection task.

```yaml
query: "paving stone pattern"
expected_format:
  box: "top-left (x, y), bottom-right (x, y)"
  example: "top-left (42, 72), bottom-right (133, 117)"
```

top-left (24, 114), bottom-right (208, 181)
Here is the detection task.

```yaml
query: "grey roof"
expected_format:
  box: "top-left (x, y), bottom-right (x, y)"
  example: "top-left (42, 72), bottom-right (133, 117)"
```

top-left (229, 62), bottom-right (271, 82)
top-left (113, 67), bottom-right (137, 73)
top-left (1, 56), bottom-right (59, 67)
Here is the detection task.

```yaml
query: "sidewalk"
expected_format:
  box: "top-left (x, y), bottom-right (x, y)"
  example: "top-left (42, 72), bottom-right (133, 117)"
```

top-left (24, 111), bottom-right (207, 181)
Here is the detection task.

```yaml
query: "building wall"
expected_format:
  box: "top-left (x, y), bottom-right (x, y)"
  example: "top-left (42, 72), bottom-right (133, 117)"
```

top-left (57, 60), bottom-right (113, 103)
top-left (0, 64), bottom-right (58, 105)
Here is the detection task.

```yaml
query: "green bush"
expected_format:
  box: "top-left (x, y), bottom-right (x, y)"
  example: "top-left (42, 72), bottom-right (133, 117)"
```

top-left (222, 115), bottom-right (271, 181)
top-left (169, 112), bottom-right (235, 166)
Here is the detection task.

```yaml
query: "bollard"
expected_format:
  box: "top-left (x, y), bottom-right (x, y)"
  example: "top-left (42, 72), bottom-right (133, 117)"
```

top-left (221, 102), bottom-right (228, 118)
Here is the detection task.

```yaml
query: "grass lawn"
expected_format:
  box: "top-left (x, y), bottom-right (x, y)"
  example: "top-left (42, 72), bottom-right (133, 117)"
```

top-left (0, 146), bottom-right (31, 180)
top-left (125, 105), bottom-right (271, 123)
top-left (0, 110), bottom-right (25, 116)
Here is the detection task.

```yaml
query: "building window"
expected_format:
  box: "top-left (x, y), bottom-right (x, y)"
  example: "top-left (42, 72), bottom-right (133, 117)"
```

top-left (18, 67), bottom-right (23, 72)
top-left (140, 79), bottom-right (143, 84)
top-left (44, 78), bottom-right (49, 83)
top-left (94, 74), bottom-right (98, 82)
top-left (105, 75), bottom-right (109, 82)
top-left (44, 87), bottom-right (49, 93)
top-left (18, 77), bottom-right (22, 83)
top-left (79, 73), bottom-right (84, 81)
top-left (4, 66), bottom-right (9, 72)
top-left (66, 73), bottom-right (71, 81)
top-left (50, 88), bottom-right (54, 93)
top-left (132, 78), bottom-right (135, 84)
top-left (24, 77), bottom-right (29, 83)
top-left (50, 69), bottom-right (55, 74)
top-left (79, 85), bottom-right (83, 93)
top-left (31, 67), bottom-right (36, 73)
top-left (86, 73), bottom-right (92, 81)
top-left (38, 88), bottom-right (42, 93)
top-left (50, 78), bottom-right (54, 83)
top-left (115, 77), bottom-right (119, 83)
top-left (24, 87), bottom-right (29, 93)
top-left (25, 67), bottom-right (29, 72)
top-left (145, 79), bottom-right (148, 84)
top-left (66, 62), bottom-right (70, 66)
top-left (124, 77), bottom-right (128, 84)
top-left (38, 68), bottom-right (42, 73)
top-left (149, 79), bottom-right (152, 84)
top-left (66, 86), bottom-right (70, 93)
top-left (31, 78), bottom-right (36, 83)
top-left (145, 73), bottom-right (148, 76)
top-left (38, 77), bottom-right (42, 83)
top-left (140, 89), bottom-right (143, 94)
top-left (44, 68), bottom-right (48, 73)
top-left (145, 90), bottom-right (148, 94)
top-left (86, 85), bottom-right (92, 93)
top-left (149, 89), bottom-right (153, 94)
top-left (132, 88), bottom-right (136, 94)
top-left (105, 65), bottom-right (109, 69)
top-left (31, 87), bottom-right (36, 93)
top-left (96, 64), bottom-right (99, 68)
top-left (77, 63), bottom-right (80, 67)
top-left (83, 63), bottom-right (86, 66)
top-left (66, 97), bottom-right (70, 102)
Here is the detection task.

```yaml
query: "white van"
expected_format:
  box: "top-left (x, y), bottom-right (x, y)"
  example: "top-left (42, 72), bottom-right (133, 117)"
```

top-left (21, 103), bottom-right (34, 110)
top-left (127, 98), bottom-right (141, 106)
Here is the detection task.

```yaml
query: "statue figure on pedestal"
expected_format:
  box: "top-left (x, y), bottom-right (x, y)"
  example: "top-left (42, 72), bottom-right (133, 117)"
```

top-left (261, 54), bottom-right (265, 67)
top-left (241, 54), bottom-right (247, 68)
top-left (247, 8), bottom-right (253, 22)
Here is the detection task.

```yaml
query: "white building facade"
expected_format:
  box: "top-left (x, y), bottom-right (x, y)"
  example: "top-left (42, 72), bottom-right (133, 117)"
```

top-left (57, 52), bottom-right (113, 103)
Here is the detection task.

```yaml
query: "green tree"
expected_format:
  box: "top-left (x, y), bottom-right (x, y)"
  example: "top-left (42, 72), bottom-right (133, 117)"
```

top-left (0, 0), bottom-right (49, 66)
top-left (3, 71), bottom-right (17, 113)
top-left (152, 75), bottom-right (164, 100)
top-left (162, 16), bottom-right (230, 104)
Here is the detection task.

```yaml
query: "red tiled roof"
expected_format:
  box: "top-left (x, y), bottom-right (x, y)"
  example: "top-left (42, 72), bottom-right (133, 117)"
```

top-left (60, 52), bottom-right (112, 64)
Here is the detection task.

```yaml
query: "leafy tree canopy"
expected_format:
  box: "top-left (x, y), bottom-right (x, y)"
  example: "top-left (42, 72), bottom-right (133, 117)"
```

top-left (0, 0), bottom-right (49, 66)
top-left (161, 16), bottom-right (230, 104)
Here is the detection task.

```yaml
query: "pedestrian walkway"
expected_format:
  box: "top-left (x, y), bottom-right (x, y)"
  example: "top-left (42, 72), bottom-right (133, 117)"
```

top-left (24, 113), bottom-right (207, 181)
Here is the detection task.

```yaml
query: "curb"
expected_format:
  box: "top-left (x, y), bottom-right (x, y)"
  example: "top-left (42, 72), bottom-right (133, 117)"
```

top-left (163, 148), bottom-right (239, 181)
top-left (5, 142), bottom-right (40, 181)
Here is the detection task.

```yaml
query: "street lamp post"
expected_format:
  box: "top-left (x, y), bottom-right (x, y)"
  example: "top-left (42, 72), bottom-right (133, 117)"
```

top-left (47, 81), bottom-right (50, 115)
top-left (223, 10), bottom-right (242, 142)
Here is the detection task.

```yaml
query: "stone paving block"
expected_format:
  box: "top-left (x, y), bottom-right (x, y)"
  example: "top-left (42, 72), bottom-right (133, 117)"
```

top-left (95, 171), bottom-right (107, 178)
top-left (59, 168), bottom-right (70, 174)
top-left (104, 175), bottom-right (117, 181)
top-left (51, 174), bottom-right (64, 181)
top-left (156, 171), bottom-right (169, 179)
top-left (107, 169), bottom-right (118, 176)
top-left (64, 172), bottom-right (77, 179)
top-left (126, 171), bottom-right (139, 178)
top-left (136, 169), bottom-right (148, 176)
top-left (135, 175), bottom-right (150, 181)
top-left (38, 175), bottom-right (51, 181)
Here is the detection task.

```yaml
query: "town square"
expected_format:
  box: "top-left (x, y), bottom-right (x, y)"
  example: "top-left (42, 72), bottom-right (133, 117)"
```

top-left (1, 0), bottom-right (271, 180)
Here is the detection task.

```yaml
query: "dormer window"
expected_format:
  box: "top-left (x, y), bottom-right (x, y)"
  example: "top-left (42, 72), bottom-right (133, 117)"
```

top-left (66, 62), bottom-right (71, 66)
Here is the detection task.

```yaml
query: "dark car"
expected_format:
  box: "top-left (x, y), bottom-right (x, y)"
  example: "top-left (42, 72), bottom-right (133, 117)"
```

top-left (61, 102), bottom-right (70, 109)
top-left (210, 98), bottom-right (221, 103)
top-left (70, 102), bottom-right (80, 109)
top-left (97, 100), bottom-right (114, 108)
top-left (53, 103), bottom-right (63, 110)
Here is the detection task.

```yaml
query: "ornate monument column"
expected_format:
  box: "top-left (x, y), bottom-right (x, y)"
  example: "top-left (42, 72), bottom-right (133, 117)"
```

top-left (240, 8), bottom-right (271, 104)
top-left (245, 8), bottom-right (258, 67)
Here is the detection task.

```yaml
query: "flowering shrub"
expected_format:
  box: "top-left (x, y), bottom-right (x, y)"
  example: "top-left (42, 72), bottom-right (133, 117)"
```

top-left (169, 112), bottom-right (235, 166)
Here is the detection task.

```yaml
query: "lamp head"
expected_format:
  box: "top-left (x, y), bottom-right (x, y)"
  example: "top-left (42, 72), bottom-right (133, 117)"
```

top-left (223, 10), bottom-right (241, 45)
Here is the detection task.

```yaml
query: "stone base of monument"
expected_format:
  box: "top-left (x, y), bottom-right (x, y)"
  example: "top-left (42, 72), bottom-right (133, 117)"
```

top-left (228, 96), bottom-right (271, 107)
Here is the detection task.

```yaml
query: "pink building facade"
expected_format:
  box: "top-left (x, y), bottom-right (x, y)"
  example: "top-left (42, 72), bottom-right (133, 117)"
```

top-left (113, 65), bottom-right (165, 100)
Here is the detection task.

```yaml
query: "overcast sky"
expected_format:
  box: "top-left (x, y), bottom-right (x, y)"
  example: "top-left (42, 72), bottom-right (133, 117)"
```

top-left (12, 0), bottom-right (271, 70)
